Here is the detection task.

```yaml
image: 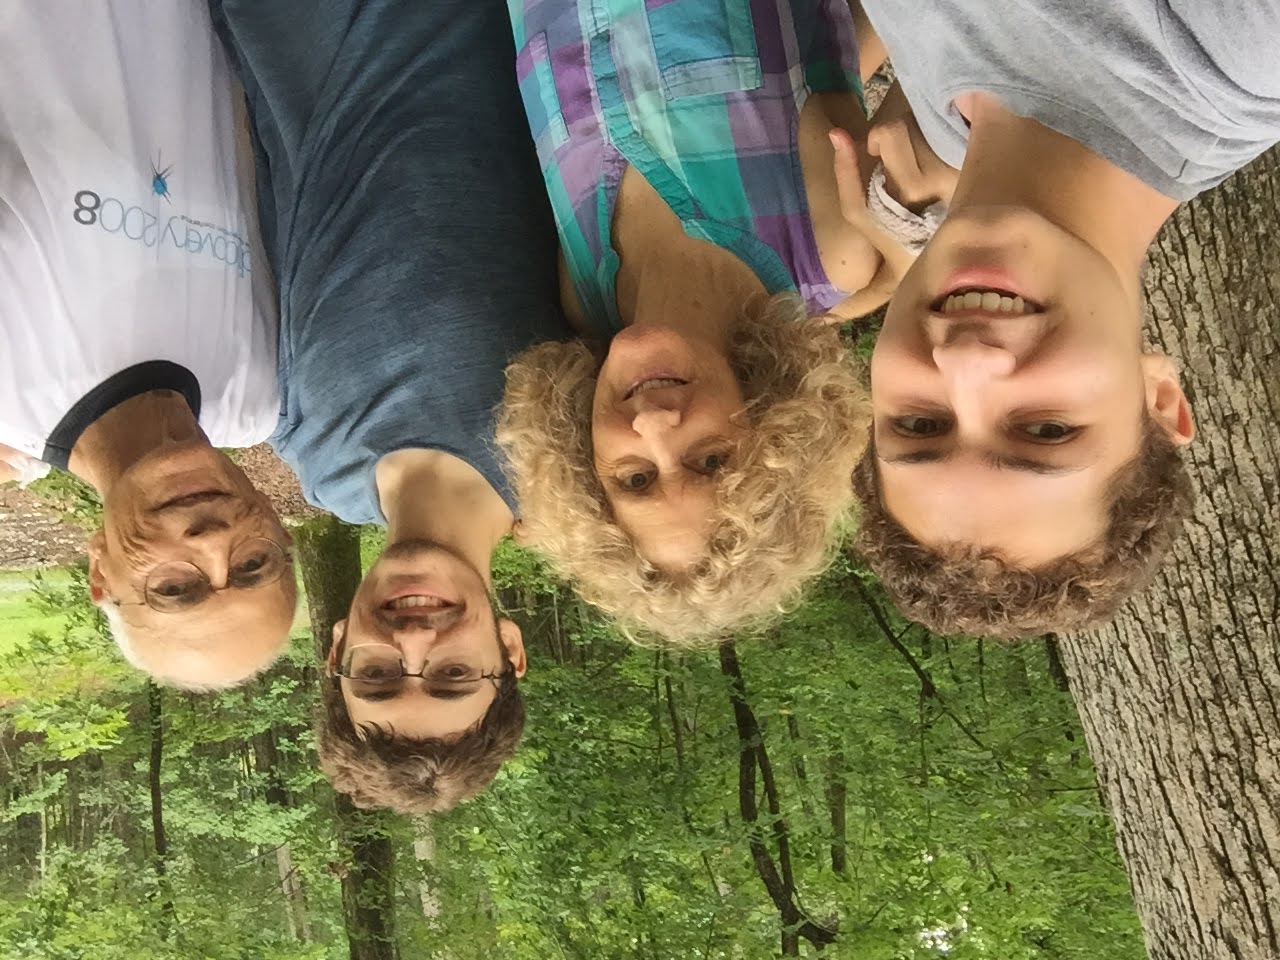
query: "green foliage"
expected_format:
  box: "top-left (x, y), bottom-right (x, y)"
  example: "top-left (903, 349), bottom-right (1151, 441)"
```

top-left (25, 469), bottom-right (101, 529)
top-left (0, 537), bottom-right (1144, 959)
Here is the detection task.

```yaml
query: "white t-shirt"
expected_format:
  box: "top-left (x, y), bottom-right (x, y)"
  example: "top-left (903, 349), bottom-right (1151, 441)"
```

top-left (0, 1), bottom-right (278, 468)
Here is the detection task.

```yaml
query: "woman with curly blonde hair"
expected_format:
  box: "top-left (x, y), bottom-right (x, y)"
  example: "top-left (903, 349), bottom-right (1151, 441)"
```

top-left (499, 292), bottom-right (866, 642)
top-left (496, 0), bottom-right (955, 641)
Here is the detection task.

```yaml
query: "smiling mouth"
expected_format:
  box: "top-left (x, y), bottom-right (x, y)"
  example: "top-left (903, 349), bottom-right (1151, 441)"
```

top-left (376, 595), bottom-right (464, 630)
top-left (382, 595), bottom-right (453, 612)
top-left (932, 287), bottom-right (1044, 316)
top-left (624, 377), bottom-right (689, 400)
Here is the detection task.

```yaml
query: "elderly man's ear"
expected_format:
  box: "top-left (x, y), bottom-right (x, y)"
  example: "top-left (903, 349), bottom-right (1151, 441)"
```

top-left (86, 529), bottom-right (110, 605)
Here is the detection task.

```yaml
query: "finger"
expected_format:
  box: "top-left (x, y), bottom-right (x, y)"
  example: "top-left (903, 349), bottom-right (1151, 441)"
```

top-left (874, 122), bottom-right (930, 208)
top-left (828, 127), bottom-right (868, 225)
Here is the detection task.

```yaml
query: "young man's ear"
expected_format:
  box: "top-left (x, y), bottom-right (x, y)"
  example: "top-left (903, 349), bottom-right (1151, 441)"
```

top-left (498, 619), bottom-right (528, 678)
top-left (1141, 353), bottom-right (1196, 445)
top-left (86, 530), bottom-right (109, 605)
top-left (327, 620), bottom-right (347, 673)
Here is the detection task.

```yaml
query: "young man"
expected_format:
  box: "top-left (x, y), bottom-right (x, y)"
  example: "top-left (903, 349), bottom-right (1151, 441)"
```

top-left (210, 0), bottom-right (571, 812)
top-left (0, 2), bottom-right (294, 688)
top-left (851, 0), bottom-right (1279, 637)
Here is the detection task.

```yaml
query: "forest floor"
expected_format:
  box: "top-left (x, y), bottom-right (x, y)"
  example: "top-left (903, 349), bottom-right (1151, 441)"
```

top-left (0, 444), bottom-right (319, 569)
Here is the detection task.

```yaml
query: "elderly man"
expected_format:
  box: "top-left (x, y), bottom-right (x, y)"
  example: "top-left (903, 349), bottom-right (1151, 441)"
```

top-left (0, 1), bottom-right (294, 688)
top-left (210, 0), bottom-right (571, 811)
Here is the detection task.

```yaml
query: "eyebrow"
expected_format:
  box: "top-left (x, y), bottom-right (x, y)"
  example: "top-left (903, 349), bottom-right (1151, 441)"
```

top-left (878, 450), bottom-right (1085, 476)
top-left (351, 685), bottom-right (486, 704)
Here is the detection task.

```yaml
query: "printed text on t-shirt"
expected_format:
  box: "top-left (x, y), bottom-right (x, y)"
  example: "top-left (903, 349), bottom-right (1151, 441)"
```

top-left (71, 189), bottom-right (252, 277)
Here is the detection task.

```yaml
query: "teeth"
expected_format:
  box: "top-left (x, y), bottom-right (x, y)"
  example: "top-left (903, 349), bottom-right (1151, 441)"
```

top-left (633, 378), bottom-right (686, 394)
top-left (941, 290), bottom-right (1030, 315)
top-left (388, 595), bottom-right (448, 610)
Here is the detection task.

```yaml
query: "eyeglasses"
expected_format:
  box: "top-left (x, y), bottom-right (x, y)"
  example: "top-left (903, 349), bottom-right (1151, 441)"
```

top-left (126, 537), bottom-right (293, 612)
top-left (330, 643), bottom-right (506, 699)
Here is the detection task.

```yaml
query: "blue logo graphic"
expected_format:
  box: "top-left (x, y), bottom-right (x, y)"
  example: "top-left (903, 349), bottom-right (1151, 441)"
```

top-left (151, 152), bottom-right (173, 204)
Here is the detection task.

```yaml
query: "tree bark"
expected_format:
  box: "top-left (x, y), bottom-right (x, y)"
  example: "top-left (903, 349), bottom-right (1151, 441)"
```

top-left (412, 819), bottom-right (441, 920)
top-left (335, 794), bottom-right (401, 960)
top-left (147, 681), bottom-right (175, 934)
top-left (824, 748), bottom-right (848, 877)
top-left (1057, 147), bottom-right (1280, 960)
top-left (295, 517), bottom-right (400, 960)
top-left (718, 641), bottom-right (837, 953)
top-left (252, 728), bottom-right (312, 941)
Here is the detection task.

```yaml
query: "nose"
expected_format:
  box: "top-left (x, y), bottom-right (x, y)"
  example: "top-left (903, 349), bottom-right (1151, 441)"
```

top-left (932, 337), bottom-right (1017, 390)
top-left (391, 621), bottom-right (439, 642)
top-left (631, 406), bottom-right (682, 438)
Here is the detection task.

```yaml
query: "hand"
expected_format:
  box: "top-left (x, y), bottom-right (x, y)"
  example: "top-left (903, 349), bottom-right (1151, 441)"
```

top-left (829, 126), bottom-right (917, 284)
top-left (866, 82), bottom-right (958, 213)
top-left (0, 443), bottom-right (51, 488)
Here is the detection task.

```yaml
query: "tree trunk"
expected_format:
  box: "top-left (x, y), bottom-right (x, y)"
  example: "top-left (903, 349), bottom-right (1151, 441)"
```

top-left (253, 728), bottom-right (312, 941)
top-left (147, 681), bottom-right (175, 934)
top-left (824, 747), bottom-right (848, 876)
top-left (36, 760), bottom-right (46, 882)
top-left (412, 819), bottom-right (442, 920)
top-left (335, 795), bottom-right (401, 960)
top-left (295, 517), bottom-right (400, 960)
top-left (1057, 147), bottom-right (1280, 960)
top-left (718, 642), bottom-right (837, 953)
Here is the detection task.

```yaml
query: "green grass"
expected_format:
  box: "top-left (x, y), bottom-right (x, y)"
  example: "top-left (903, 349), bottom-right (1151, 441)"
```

top-left (0, 567), bottom-right (77, 654)
top-left (1, 564), bottom-right (312, 650)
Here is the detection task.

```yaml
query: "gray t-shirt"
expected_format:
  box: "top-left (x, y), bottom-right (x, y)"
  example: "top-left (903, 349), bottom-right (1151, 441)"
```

top-left (863, 0), bottom-right (1280, 200)
top-left (211, 0), bottom-right (571, 524)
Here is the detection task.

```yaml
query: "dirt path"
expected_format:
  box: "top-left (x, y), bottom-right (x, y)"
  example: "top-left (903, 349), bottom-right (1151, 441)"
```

top-left (0, 486), bottom-right (85, 568)
top-left (0, 444), bottom-right (323, 570)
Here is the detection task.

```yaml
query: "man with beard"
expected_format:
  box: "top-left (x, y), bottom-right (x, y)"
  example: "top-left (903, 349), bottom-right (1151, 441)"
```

top-left (209, 0), bottom-right (570, 811)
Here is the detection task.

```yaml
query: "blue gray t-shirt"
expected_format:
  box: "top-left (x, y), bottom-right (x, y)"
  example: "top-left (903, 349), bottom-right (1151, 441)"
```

top-left (210, 0), bottom-right (570, 524)
top-left (863, 0), bottom-right (1280, 200)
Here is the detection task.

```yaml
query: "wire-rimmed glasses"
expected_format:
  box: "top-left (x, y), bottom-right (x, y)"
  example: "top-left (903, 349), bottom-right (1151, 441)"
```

top-left (330, 643), bottom-right (505, 700)
top-left (134, 537), bottom-right (293, 612)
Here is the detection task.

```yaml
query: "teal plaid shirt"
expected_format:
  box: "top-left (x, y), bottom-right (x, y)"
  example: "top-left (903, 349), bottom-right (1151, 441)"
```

top-left (512, 0), bottom-right (863, 335)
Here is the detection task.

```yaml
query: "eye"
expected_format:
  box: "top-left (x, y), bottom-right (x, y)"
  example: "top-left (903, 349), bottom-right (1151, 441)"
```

top-left (152, 579), bottom-right (198, 599)
top-left (619, 470), bottom-right (654, 491)
top-left (144, 565), bottom-right (208, 609)
top-left (694, 451), bottom-right (730, 474)
top-left (429, 663), bottom-right (480, 686)
top-left (235, 554), bottom-right (267, 575)
top-left (891, 415), bottom-right (950, 438)
top-left (1021, 422), bottom-right (1077, 442)
top-left (356, 662), bottom-right (399, 682)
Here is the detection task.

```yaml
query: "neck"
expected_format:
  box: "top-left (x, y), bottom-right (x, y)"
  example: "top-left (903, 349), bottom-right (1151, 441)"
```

top-left (954, 94), bottom-right (1178, 285)
top-left (67, 390), bottom-right (206, 495)
top-left (374, 449), bottom-right (513, 589)
top-left (613, 168), bottom-right (765, 347)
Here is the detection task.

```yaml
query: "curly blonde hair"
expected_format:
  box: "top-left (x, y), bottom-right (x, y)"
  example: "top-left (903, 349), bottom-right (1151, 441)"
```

top-left (497, 293), bottom-right (869, 644)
